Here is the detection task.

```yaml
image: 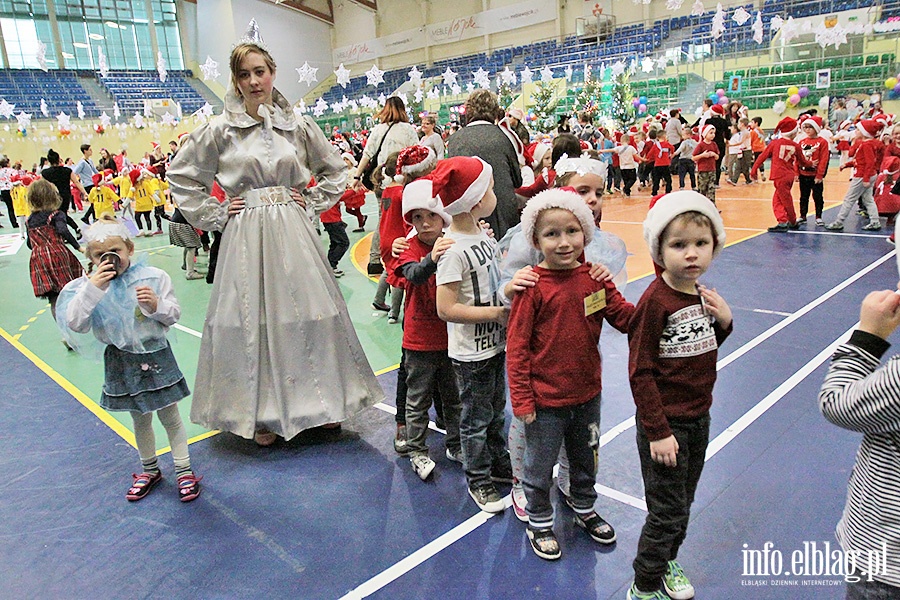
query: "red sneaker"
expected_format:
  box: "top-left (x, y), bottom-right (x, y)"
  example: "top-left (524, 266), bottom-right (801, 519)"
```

top-left (126, 471), bottom-right (162, 501)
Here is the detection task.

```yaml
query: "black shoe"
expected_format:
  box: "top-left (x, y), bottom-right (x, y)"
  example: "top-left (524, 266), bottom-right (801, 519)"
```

top-left (788, 221), bottom-right (802, 230)
top-left (490, 460), bottom-right (514, 484)
top-left (372, 301), bottom-right (390, 312)
top-left (367, 262), bottom-right (384, 276)
top-left (767, 223), bottom-right (789, 233)
top-left (573, 511), bottom-right (617, 544)
top-left (468, 483), bottom-right (504, 512)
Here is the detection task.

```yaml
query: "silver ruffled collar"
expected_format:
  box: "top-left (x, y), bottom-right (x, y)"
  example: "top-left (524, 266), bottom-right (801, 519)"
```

top-left (223, 87), bottom-right (298, 131)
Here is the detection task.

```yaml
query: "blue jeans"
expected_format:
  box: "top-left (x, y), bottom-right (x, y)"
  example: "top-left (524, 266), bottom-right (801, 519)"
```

top-left (452, 352), bottom-right (508, 487)
top-left (846, 572), bottom-right (900, 599)
top-left (523, 393), bottom-right (601, 530)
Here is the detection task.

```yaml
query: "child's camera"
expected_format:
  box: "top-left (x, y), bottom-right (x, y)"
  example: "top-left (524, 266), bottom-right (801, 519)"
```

top-left (100, 252), bottom-right (121, 277)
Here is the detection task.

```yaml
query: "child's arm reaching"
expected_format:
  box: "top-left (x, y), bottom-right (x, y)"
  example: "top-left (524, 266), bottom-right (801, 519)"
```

top-left (137, 272), bottom-right (181, 326)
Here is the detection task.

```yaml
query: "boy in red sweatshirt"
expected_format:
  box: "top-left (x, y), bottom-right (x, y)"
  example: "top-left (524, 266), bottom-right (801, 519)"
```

top-left (797, 115), bottom-right (831, 226)
top-left (647, 129), bottom-right (675, 196)
top-left (692, 125), bottom-right (719, 204)
top-left (751, 116), bottom-right (813, 232)
top-left (825, 119), bottom-right (886, 231)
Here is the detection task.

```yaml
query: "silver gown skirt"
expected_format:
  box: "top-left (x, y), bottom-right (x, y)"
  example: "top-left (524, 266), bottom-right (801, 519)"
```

top-left (189, 186), bottom-right (384, 440)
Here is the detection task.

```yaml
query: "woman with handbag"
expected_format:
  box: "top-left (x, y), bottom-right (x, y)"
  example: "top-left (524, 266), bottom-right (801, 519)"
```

top-left (352, 96), bottom-right (418, 275)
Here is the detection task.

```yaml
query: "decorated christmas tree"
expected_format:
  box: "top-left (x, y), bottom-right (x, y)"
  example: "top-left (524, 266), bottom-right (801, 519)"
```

top-left (497, 80), bottom-right (515, 114)
top-left (575, 73), bottom-right (601, 118)
top-left (608, 71), bottom-right (635, 129)
top-left (530, 82), bottom-right (557, 134)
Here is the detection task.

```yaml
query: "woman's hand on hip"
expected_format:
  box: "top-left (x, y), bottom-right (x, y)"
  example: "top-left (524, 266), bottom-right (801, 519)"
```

top-left (227, 196), bottom-right (245, 216)
top-left (289, 187), bottom-right (307, 209)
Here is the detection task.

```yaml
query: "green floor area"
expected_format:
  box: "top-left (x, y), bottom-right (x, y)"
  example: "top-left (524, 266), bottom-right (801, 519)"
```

top-left (1, 214), bottom-right (401, 451)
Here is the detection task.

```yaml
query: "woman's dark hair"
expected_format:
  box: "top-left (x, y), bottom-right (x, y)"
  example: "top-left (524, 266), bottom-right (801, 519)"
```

top-left (47, 149), bottom-right (61, 165)
top-left (551, 133), bottom-right (582, 167)
top-left (0, 157), bottom-right (8, 168)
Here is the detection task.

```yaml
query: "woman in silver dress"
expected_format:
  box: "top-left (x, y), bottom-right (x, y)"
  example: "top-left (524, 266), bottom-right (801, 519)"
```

top-left (167, 38), bottom-right (383, 446)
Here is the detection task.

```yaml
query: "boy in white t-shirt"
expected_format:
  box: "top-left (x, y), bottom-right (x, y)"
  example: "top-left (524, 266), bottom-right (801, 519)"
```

top-left (432, 156), bottom-right (512, 513)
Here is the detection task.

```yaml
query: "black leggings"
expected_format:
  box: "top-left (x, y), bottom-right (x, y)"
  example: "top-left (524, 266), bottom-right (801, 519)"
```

top-left (0, 190), bottom-right (14, 227)
top-left (136, 211), bottom-right (152, 231)
top-left (621, 168), bottom-right (637, 196)
top-left (798, 175), bottom-right (824, 219)
top-left (153, 205), bottom-right (166, 230)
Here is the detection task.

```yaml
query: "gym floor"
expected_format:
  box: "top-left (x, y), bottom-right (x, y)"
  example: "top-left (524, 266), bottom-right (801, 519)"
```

top-left (2, 174), bottom-right (894, 599)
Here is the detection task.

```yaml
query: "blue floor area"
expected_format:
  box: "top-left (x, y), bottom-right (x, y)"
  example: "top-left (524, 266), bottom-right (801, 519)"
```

top-left (3, 205), bottom-right (899, 598)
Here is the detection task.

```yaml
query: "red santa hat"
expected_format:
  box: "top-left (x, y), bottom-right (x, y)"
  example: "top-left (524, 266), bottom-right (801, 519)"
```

top-left (643, 190), bottom-right (726, 266)
top-left (395, 145), bottom-right (437, 182)
top-left (700, 124), bottom-right (716, 139)
top-left (874, 112), bottom-right (894, 129)
top-left (520, 188), bottom-right (595, 249)
top-left (858, 119), bottom-right (884, 139)
top-left (531, 142), bottom-right (552, 169)
top-left (128, 168), bottom-right (142, 185)
top-left (883, 156), bottom-right (900, 175)
top-left (710, 104), bottom-right (726, 115)
top-left (21, 174), bottom-right (35, 186)
top-left (425, 156), bottom-right (493, 216)
top-left (799, 114), bottom-right (823, 133)
top-left (775, 116), bottom-right (798, 136)
top-left (579, 139), bottom-right (591, 151)
top-left (401, 178), bottom-right (452, 228)
top-left (508, 107), bottom-right (525, 121)
top-left (91, 172), bottom-right (103, 186)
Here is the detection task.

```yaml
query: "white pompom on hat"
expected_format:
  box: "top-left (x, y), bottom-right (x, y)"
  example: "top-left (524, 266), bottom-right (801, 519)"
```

top-left (428, 156), bottom-right (494, 216)
top-left (520, 188), bottom-right (595, 250)
top-left (643, 190), bottom-right (726, 266)
top-left (401, 179), bottom-right (452, 228)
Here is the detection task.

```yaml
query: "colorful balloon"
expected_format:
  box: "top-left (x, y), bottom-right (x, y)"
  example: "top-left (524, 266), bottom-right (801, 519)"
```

top-left (639, 96), bottom-right (647, 105)
top-left (886, 77), bottom-right (898, 90)
top-left (798, 86), bottom-right (809, 98)
top-left (638, 103), bottom-right (647, 114)
top-left (719, 96), bottom-right (729, 105)
top-left (787, 85), bottom-right (799, 97)
top-left (894, 82), bottom-right (900, 93)
top-left (788, 93), bottom-right (801, 105)
top-left (716, 88), bottom-right (725, 97)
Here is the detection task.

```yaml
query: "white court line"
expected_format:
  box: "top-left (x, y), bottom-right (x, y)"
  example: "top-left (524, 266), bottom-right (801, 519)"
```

top-left (596, 484), bottom-right (647, 512)
top-left (373, 402), bottom-right (445, 434)
top-left (138, 243), bottom-right (175, 252)
top-left (789, 230), bottom-right (889, 238)
top-left (752, 308), bottom-right (792, 317)
top-left (172, 323), bottom-right (203, 338)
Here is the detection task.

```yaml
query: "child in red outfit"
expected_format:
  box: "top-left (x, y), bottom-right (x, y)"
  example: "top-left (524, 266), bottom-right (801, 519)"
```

top-left (647, 129), bottom-right (674, 195)
top-left (826, 119), bottom-right (886, 231)
top-left (692, 125), bottom-right (719, 204)
top-left (751, 116), bottom-right (813, 232)
top-left (797, 115), bottom-right (831, 226)
top-left (875, 156), bottom-right (900, 220)
top-left (319, 191), bottom-right (351, 277)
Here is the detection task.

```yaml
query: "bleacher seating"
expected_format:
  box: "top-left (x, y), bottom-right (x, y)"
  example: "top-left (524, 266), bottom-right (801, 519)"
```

top-left (0, 70), bottom-right (99, 118)
top-left (95, 70), bottom-right (207, 116)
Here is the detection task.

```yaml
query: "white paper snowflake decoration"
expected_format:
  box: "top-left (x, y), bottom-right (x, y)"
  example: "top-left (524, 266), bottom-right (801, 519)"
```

top-left (200, 56), bottom-right (219, 81)
top-left (296, 62), bottom-right (318, 86)
top-left (99, 112), bottom-right (111, 128)
top-left (414, 88), bottom-right (424, 103)
top-left (772, 100), bottom-right (786, 115)
top-left (499, 67), bottom-right (517, 86)
top-left (691, 0), bottom-right (705, 17)
top-left (780, 17), bottom-right (799, 43)
top-left (666, 0), bottom-right (684, 10)
top-left (40, 98), bottom-right (49, 117)
top-left (330, 101), bottom-right (343, 114)
top-left (711, 4), bottom-right (727, 39)
top-left (427, 87), bottom-right (440, 100)
top-left (36, 40), bottom-right (48, 72)
top-left (732, 7), bottom-right (751, 25)
top-left (473, 67), bottom-right (491, 89)
top-left (157, 52), bottom-right (167, 83)
top-left (656, 56), bottom-right (668, 71)
top-left (334, 63), bottom-right (351, 88)
top-left (442, 67), bottom-right (458, 88)
top-left (641, 57), bottom-right (655, 73)
top-left (377, 93), bottom-right (387, 106)
top-left (365, 64), bottom-right (384, 87)
top-left (312, 98), bottom-right (328, 117)
top-left (451, 84), bottom-right (462, 96)
top-left (564, 65), bottom-right (573, 82)
top-left (540, 65), bottom-right (555, 84)
top-left (75, 101), bottom-right (85, 120)
top-left (407, 65), bottom-right (423, 87)
top-left (113, 102), bottom-right (120, 120)
top-left (520, 66), bottom-right (534, 85)
top-left (16, 111), bottom-right (32, 130)
top-left (0, 100), bottom-right (15, 119)
top-left (56, 111), bottom-right (71, 129)
top-left (611, 60), bottom-right (626, 78)
top-left (752, 12), bottom-right (764, 44)
top-left (770, 15), bottom-right (784, 32)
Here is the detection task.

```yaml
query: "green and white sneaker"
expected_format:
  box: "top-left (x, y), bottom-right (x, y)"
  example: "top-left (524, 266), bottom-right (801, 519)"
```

top-left (626, 584), bottom-right (668, 600)
top-left (663, 560), bottom-right (695, 599)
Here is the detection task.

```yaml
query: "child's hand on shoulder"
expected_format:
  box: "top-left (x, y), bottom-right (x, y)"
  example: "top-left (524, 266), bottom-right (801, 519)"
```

top-left (650, 435), bottom-right (679, 467)
top-left (508, 265), bottom-right (539, 294)
top-left (88, 261), bottom-right (117, 291)
top-left (479, 220), bottom-right (495, 239)
top-left (135, 285), bottom-right (158, 314)
top-left (698, 285), bottom-right (732, 328)
top-left (391, 237), bottom-right (410, 259)
top-left (587, 262), bottom-right (611, 283)
top-left (430, 237), bottom-right (455, 262)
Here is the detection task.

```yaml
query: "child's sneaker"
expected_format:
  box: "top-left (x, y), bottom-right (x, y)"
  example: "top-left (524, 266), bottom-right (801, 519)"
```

top-left (767, 222), bottom-right (789, 233)
top-left (410, 454), bottom-right (435, 481)
top-left (511, 482), bottom-right (528, 521)
top-left (862, 222), bottom-right (882, 231)
top-left (177, 473), bottom-right (203, 502)
top-left (393, 425), bottom-right (410, 455)
top-left (796, 215), bottom-right (806, 223)
top-left (126, 471), bottom-right (162, 501)
top-left (663, 560), bottom-right (695, 599)
top-left (526, 527), bottom-right (561, 560)
top-left (468, 482), bottom-right (505, 513)
top-left (572, 511), bottom-right (617, 544)
top-left (626, 583), bottom-right (668, 600)
top-left (445, 447), bottom-right (463, 464)
top-left (815, 218), bottom-right (825, 226)
top-left (824, 222), bottom-right (844, 231)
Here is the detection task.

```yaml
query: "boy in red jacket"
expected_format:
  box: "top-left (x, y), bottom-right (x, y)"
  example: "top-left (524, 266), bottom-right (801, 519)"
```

top-left (647, 129), bottom-right (675, 196)
top-left (825, 119), bottom-right (886, 231)
top-left (751, 116), bottom-right (813, 232)
top-left (797, 115), bottom-right (831, 226)
top-left (692, 125), bottom-right (719, 204)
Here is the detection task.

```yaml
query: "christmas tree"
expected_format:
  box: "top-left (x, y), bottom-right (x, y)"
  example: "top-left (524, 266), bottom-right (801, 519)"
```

top-left (496, 79), bottom-right (514, 114)
top-left (575, 72), bottom-right (601, 118)
top-left (608, 71), bottom-right (635, 130)
top-left (530, 82), bottom-right (557, 134)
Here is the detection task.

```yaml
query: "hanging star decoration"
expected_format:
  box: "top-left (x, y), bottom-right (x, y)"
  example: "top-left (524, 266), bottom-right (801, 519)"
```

top-left (666, 0), bottom-right (684, 9)
top-left (655, 56), bottom-right (668, 71)
top-left (160, 112), bottom-right (176, 126)
top-left (564, 65), bottom-right (573, 82)
top-left (359, 94), bottom-right (375, 110)
top-left (293, 106), bottom-right (305, 121)
top-left (200, 56), bottom-right (219, 81)
top-left (366, 64), bottom-right (385, 87)
top-left (198, 102), bottom-right (214, 120)
top-left (144, 102), bottom-right (152, 117)
top-left (0, 99), bottom-right (16, 119)
top-left (451, 84), bottom-right (462, 96)
top-left (472, 67), bottom-right (491, 88)
top-left (465, 82), bottom-right (475, 93)
top-left (499, 66), bottom-right (517, 86)
top-left (99, 112), bottom-right (111, 128)
top-left (629, 58), bottom-right (639, 74)
top-left (97, 47), bottom-right (109, 78)
top-left (752, 12), bottom-right (764, 44)
top-left (313, 98), bottom-right (328, 117)
top-left (56, 111), bottom-right (71, 129)
top-left (520, 66), bottom-right (534, 85)
top-left (334, 63), bottom-right (351, 88)
top-left (770, 15), bottom-right (784, 32)
top-left (133, 113), bottom-right (144, 129)
top-left (780, 16), bottom-right (799, 43)
top-left (732, 7), bottom-right (751, 25)
top-left (711, 4), bottom-right (727, 39)
top-left (377, 93), bottom-right (387, 105)
top-left (584, 63), bottom-right (592, 81)
top-left (157, 52), bottom-right (167, 83)
top-left (348, 99), bottom-right (358, 112)
top-left (36, 41), bottom-right (48, 72)
top-left (414, 88), bottom-right (424, 103)
top-left (16, 111), bottom-right (32, 130)
top-left (427, 87), bottom-right (440, 100)
top-left (408, 65), bottom-right (423, 87)
top-left (442, 67), bottom-right (458, 87)
top-left (641, 57), bottom-right (656, 73)
top-left (76, 101), bottom-right (85, 120)
top-left (815, 22), bottom-right (848, 49)
top-left (40, 98), bottom-right (49, 117)
top-left (540, 65), bottom-right (555, 84)
top-left (330, 100), bottom-right (343, 114)
top-left (296, 62), bottom-right (318, 86)
top-left (611, 60), bottom-right (626, 78)
top-left (691, 0), bottom-right (705, 17)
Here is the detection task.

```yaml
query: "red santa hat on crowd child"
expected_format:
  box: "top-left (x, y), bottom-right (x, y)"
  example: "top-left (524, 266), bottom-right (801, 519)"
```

top-left (775, 116), bottom-right (798, 136)
top-left (395, 145), bottom-right (437, 183)
top-left (874, 112), bottom-right (894, 128)
top-left (401, 178), bottom-right (452, 228)
top-left (710, 104), bottom-right (726, 115)
top-left (643, 190), bottom-right (726, 266)
top-left (883, 156), bottom-right (900, 175)
top-left (531, 142), bottom-right (552, 169)
top-left (858, 119), bottom-right (884, 138)
top-left (700, 124), bottom-right (716, 139)
top-left (424, 156), bottom-right (494, 216)
top-left (91, 172), bottom-right (103, 186)
top-left (799, 114), bottom-right (823, 133)
top-left (520, 188), bottom-right (596, 249)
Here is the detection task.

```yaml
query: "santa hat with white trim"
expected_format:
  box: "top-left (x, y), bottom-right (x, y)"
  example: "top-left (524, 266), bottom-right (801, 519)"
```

top-left (858, 119), bottom-right (884, 138)
top-left (643, 190), bottom-right (726, 266)
top-left (775, 116), bottom-right (798, 136)
top-left (427, 156), bottom-right (494, 216)
top-left (799, 114), bottom-right (824, 133)
top-left (520, 187), bottom-right (595, 249)
top-left (402, 178), bottom-right (451, 228)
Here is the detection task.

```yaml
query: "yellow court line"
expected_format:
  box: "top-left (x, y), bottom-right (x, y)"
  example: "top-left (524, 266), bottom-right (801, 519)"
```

top-left (350, 232), bottom-right (380, 282)
top-left (375, 363), bottom-right (400, 376)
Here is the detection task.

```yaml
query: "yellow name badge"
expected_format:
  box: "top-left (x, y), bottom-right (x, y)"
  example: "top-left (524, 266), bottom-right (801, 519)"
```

top-left (584, 289), bottom-right (606, 316)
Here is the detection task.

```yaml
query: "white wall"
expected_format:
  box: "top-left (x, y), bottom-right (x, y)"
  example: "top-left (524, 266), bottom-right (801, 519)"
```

top-left (189, 0), bottom-right (333, 102)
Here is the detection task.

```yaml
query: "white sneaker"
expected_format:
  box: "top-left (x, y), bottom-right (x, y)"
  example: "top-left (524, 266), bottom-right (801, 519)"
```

top-left (511, 483), bottom-right (528, 522)
top-left (410, 454), bottom-right (435, 481)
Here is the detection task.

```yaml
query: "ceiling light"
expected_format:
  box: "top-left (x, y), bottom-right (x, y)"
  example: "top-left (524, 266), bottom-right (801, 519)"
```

top-left (88, 33), bottom-right (104, 40)
top-left (62, 52), bottom-right (74, 58)
top-left (105, 21), bottom-right (120, 29)
top-left (73, 42), bottom-right (89, 48)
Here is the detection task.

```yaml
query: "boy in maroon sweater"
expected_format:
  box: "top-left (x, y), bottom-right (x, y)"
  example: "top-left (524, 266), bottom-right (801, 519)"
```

top-left (395, 183), bottom-right (462, 481)
top-left (750, 116), bottom-right (813, 232)
top-left (691, 125), bottom-right (719, 204)
top-left (796, 115), bottom-right (830, 226)
top-left (627, 191), bottom-right (732, 600)
top-left (826, 118), bottom-right (886, 231)
top-left (507, 189), bottom-right (634, 561)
